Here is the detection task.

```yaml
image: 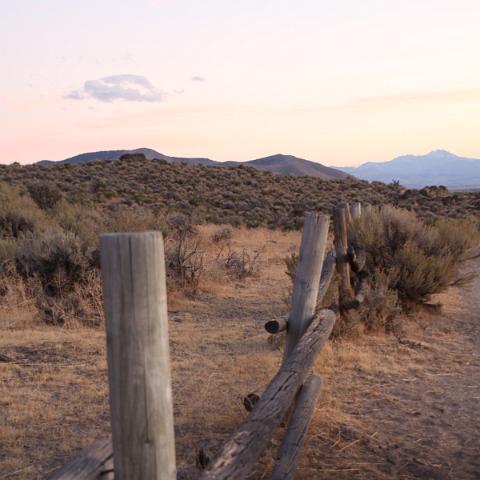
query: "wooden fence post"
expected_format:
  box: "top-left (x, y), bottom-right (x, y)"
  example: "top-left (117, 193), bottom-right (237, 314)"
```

top-left (284, 212), bottom-right (329, 358)
top-left (350, 202), bottom-right (362, 220)
top-left (333, 205), bottom-right (354, 310)
top-left (100, 232), bottom-right (176, 480)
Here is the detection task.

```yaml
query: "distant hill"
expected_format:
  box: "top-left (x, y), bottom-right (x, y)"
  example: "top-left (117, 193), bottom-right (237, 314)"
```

top-left (4, 154), bottom-right (479, 230)
top-left (37, 149), bottom-right (348, 181)
top-left (339, 150), bottom-right (480, 188)
top-left (233, 154), bottom-right (347, 179)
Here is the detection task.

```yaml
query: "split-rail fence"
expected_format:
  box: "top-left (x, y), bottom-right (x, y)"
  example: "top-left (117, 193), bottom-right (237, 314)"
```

top-left (48, 202), bottom-right (367, 480)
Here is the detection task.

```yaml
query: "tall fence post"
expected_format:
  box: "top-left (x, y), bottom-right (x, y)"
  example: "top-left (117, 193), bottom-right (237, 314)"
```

top-left (284, 212), bottom-right (329, 359)
top-left (350, 202), bottom-right (362, 220)
top-left (333, 205), bottom-right (354, 311)
top-left (100, 231), bottom-right (176, 480)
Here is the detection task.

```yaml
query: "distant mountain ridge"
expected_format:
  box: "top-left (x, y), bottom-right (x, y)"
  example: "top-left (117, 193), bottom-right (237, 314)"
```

top-left (38, 149), bottom-right (348, 181)
top-left (339, 150), bottom-right (480, 188)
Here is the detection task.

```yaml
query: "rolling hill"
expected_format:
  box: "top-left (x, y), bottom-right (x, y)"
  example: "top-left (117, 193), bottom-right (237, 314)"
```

top-left (37, 149), bottom-right (348, 181)
top-left (339, 150), bottom-right (480, 188)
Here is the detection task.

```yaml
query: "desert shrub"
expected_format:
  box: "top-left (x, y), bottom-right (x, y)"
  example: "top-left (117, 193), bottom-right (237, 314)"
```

top-left (52, 201), bottom-right (105, 250)
top-left (349, 206), bottom-right (475, 308)
top-left (335, 270), bottom-right (401, 337)
top-left (0, 239), bottom-right (17, 265)
top-left (15, 229), bottom-right (95, 289)
top-left (105, 207), bottom-right (165, 233)
top-left (27, 181), bottom-right (62, 210)
top-left (165, 213), bottom-right (204, 294)
top-left (14, 229), bottom-right (97, 325)
top-left (0, 183), bottom-right (46, 239)
top-left (223, 248), bottom-right (262, 279)
top-left (1, 154), bottom-right (479, 229)
top-left (211, 226), bottom-right (233, 243)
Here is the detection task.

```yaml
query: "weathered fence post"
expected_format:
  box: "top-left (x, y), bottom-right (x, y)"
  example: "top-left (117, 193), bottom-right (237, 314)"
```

top-left (284, 212), bottom-right (329, 358)
top-left (350, 202), bottom-right (362, 220)
top-left (100, 232), bottom-right (176, 480)
top-left (333, 205), bottom-right (354, 310)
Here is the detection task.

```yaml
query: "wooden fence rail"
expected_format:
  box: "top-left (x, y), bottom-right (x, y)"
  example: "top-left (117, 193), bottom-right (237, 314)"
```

top-left (271, 375), bottom-right (323, 480)
top-left (201, 310), bottom-right (335, 480)
top-left (49, 203), bottom-right (368, 480)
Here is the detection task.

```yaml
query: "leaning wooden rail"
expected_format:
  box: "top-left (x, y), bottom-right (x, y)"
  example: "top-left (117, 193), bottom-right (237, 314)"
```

top-left (201, 309), bottom-right (335, 480)
top-left (48, 437), bottom-right (113, 480)
top-left (271, 375), bottom-right (323, 480)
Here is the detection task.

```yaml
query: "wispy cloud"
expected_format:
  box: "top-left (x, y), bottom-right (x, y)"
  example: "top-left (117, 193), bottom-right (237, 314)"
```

top-left (191, 76), bottom-right (206, 82)
top-left (351, 88), bottom-right (480, 107)
top-left (263, 88), bottom-right (480, 115)
top-left (64, 74), bottom-right (164, 102)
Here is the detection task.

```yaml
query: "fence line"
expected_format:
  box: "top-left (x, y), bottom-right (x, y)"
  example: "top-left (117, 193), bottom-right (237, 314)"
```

top-left (48, 203), bottom-right (368, 480)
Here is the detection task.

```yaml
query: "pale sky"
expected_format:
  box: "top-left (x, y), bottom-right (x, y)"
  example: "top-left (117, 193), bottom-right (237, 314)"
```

top-left (2, 0), bottom-right (480, 165)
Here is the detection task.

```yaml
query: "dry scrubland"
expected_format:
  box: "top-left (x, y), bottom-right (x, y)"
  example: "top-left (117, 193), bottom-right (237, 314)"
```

top-left (1, 161), bottom-right (480, 479)
top-left (1, 220), bottom-right (480, 478)
top-left (2, 154), bottom-right (480, 230)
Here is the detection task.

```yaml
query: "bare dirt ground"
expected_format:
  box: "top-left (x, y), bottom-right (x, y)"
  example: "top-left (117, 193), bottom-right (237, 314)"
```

top-left (0, 227), bottom-right (479, 479)
top-left (301, 261), bottom-right (480, 480)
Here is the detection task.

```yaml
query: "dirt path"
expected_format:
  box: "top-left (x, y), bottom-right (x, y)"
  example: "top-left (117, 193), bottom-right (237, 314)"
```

top-left (300, 261), bottom-right (480, 479)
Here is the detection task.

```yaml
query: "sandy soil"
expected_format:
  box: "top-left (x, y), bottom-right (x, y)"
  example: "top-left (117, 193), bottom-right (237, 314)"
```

top-left (0, 228), bottom-right (479, 479)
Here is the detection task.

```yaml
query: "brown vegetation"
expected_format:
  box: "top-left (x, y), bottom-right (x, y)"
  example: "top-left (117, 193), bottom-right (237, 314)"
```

top-left (1, 155), bottom-right (480, 232)
top-left (1, 225), bottom-right (480, 479)
top-left (1, 161), bottom-right (480, 477)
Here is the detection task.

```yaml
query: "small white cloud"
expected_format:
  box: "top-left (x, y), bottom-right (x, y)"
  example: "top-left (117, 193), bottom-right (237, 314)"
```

top-left (64, 90), bottom-right (84, 100)
top-left (191, 76), bottom-right (206, 82)
top-left (64, 74), bottom-right (164, 102)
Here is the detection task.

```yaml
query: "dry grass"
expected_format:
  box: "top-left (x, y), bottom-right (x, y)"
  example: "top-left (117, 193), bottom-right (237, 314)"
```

top-left (1, 226), bottom-right (479, 479)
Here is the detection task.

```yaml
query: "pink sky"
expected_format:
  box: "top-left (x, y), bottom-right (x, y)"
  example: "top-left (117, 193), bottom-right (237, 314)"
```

top-left (2, 0), bottom-right (480, 165)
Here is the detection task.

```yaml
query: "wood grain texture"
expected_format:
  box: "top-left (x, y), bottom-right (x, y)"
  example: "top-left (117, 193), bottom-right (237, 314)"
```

top-left (265, 317), bottom-right (288, 334)
top-left (271, 375), bottom-right (323, 480)
top-left (284, 212), bottom-right (329, 358)
top-left (317, 250), bottom-right (335, 308)
top-left (47, 437), bottom-right (113, 479)
top-left (100, 231), bottom-right (176, 480)
top-left (201, 309), bottom-right (335, 480)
